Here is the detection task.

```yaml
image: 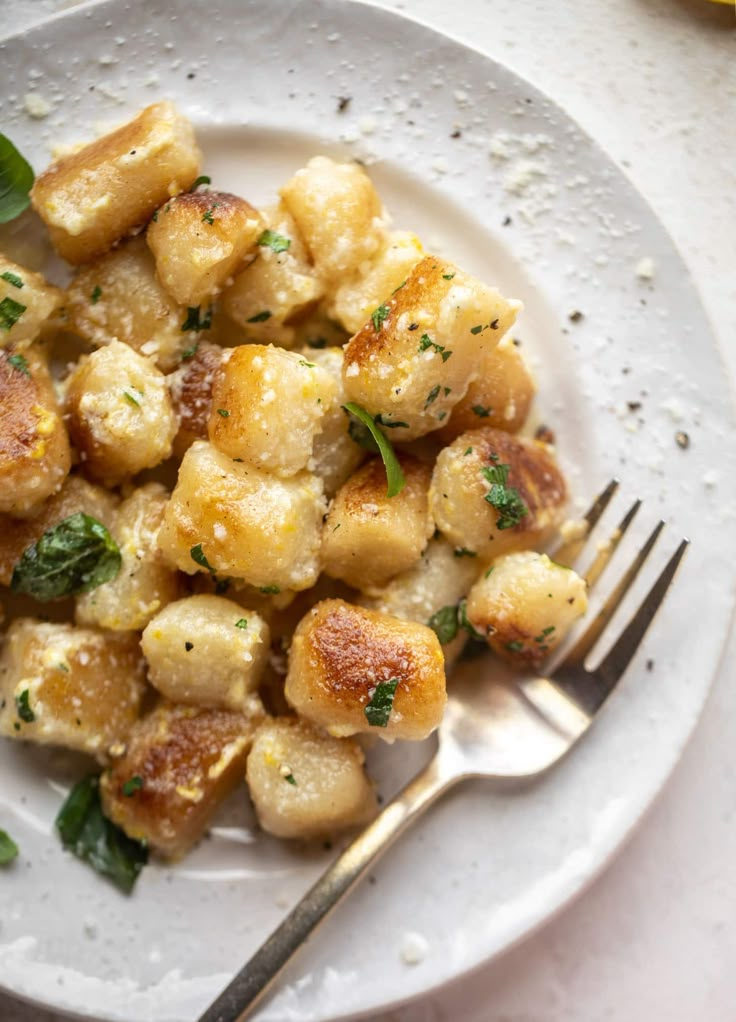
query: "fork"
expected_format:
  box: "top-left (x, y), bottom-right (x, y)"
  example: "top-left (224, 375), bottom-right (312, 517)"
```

top-left (198, 480), bottom-right (688, 1022)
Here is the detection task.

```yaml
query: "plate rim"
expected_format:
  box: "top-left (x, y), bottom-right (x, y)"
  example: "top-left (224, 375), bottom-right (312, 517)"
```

top-left (1, 0), bottom-right (735, 1019)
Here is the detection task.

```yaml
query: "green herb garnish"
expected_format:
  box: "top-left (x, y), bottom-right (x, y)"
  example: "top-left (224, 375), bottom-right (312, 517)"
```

top-left (458, 598), bottom-right (485, 641)
top-left (374, 413), bottom-right (409, 429)
top-left (247, 310), bottom-right (272, 323)
top-left (0, 829), bottom-right (18, 865)
top-left (122, 776), bottom-right (143, 797)
top-left (505, 640), bottom-right (524, 653)
top-left (7, 352), bottom-right (30, 376)
top-left (190, 544), bottom-right (215, 573)
top-left (442, 272), bottom-right (456, 280)
top-left (0, 134), bottom-right (34, 224)
top-left (424, 385), bottom-right (440, 409)
top-left (0, 296), bottom-right (26, 331)
top-left (56, 775), bottom-right (148, 894)
top-left (259, 584), bottom-right (281, 594)
top-left (481, 462), bottom-right (528, 530)
top-left (364, 678), bottom-right (400, 728)
top-left (11, 513), bottom-right (121, 601)
top-left (427, 605), bottom-right (459, 645)
top-left (342, 403), bottom-right (406, 498)
top-left (123, 389), bottom-right (142, 408)
top-left (181, 342), bottom-right (199, 361)
top-left (284, 773), bottom-right (297, 786)
top-left (201, 203), bottom-right (220, 225)
top-left (371, 303), bottom-right (390, 332)
top-left (16, 689), bottom-right (34, 723)
top-left (258, 229), bottom-right (291, 253)
top-left (90, 285), bottom-right (102, 305)
top-left (472, 405), bottom-right (491, 418)
top-left (216, 408), bottom-right (230, 417)
top-left (235, 618), bottom-right (248, 630)
top-left (453, 547), bottom-right (477, 558)
top-left (417, 333), bottom-right (452, 362)
top-left (181, 306), bottom-right (213, 332)
top-left (190, 175), bottom-right (211, 191)
top-left (1, 270), bottom-right (23, 288)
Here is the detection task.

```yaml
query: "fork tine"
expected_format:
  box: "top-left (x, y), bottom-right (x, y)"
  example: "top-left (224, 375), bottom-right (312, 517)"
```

top-left (584, 498), bottom-right (642, 590)
top-left (561, 519), bottom-right (666, 668)
top-left (552, 478), bottom-right (619, 567)
top-left (595, 538), bottom-right (689, 687)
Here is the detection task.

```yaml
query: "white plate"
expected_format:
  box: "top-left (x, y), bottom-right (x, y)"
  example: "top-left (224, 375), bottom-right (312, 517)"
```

top-left (1, 1), bottom-right (735, 1020)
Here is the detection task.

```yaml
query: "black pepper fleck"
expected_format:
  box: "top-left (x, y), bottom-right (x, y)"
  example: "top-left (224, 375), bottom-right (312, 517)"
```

top-left (502, 215), bottom-right (512, 226)
top-left (627, 401), bottom-right (642, 412)
top-left (408, 323), bottom-right (419, 331)
top-left (185, 641), bottom-right (194, 652)
top-left (646, 659), bottom-right (655, 671)
top-left (187, 72), bottom-right (196, 80)
top-left (450, 128), bottom-right (462, 139)
top-left (337, 96), bottom-right (352, 112)
top-left (569, 310), bottom-right (584, 323)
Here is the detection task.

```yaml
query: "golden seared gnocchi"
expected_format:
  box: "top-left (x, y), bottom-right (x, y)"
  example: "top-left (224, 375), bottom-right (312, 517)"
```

top-left (207, 344), bottom-right (338, 476)
top-left (157, 440), bottom-right (326, 591)
top-left (280, 156), bottom-right (387, 281)
top-left (429, 427), bottom-right (567, 561)
top-left (465, 551), bottom-right (588, 666)
top-left (100, 701), bottom-right (264, 858)
top-left (167, 338), bottom-right (225, 458)
top-left (299, 345), bottom-right (365, 497)
top-left (0, 344), bottom-right (71, 516)
top-left (435, 335), bottom-right (536, 443)
top-left (328, 230), bottom-right (424, 335)
top-left (285, 599), bottom-right (446, 741)
top-left (64, 237), bottom-right (190, 371)
top-left (0, 104), bottom-right (591, 878)
top-left (322, 454), bottom-right (434, 591)
top-left (0, 255), bottom-right (63, 345)
top-left (246, 717), bottom-right (377, 839)
top-left (65, 339), bottom-right (177, 484)
top-left (0, 620), bottom-right (145, 759)
top-left (75, 484), bottom-right (179, 631)
top-left (221, 203), bottom-right (324, 347)
top-left (31, 101), bottom-right (201, 264)
top-left (343, 255), bottom-right (522, 440)
top-left (141, 594), bottom-right (270, 711)
top-left (0, 474), bottom-right (117, 587)
top-left (147, 189), bottom-right (263, 306)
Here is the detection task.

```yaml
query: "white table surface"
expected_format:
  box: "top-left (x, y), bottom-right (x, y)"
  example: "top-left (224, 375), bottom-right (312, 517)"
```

top-left (3, 1), bottom-right (736, 1020)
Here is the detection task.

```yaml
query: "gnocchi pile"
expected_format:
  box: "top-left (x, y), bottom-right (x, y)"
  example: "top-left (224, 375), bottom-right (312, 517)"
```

top-left (0, 102), bottom-right (588, 887)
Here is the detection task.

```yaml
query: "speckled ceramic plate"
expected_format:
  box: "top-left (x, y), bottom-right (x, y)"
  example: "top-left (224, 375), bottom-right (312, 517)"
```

top-left (1, 1), bottom-right (734, 1020)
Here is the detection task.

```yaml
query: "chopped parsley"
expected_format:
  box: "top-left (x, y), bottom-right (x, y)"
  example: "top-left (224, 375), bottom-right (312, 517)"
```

top-left (235, 618), bottom-right (248, 630)
top-left (453, 547), bottom-right (477, 558)
top-left (190, 175), bottom-right (211, 191)
top-left (247, 310), bottom-right (272, 323)
top-left (7, 352), bottom-right (30, 376)
top-left (342, 403), bottom-right (406, 498)
top-left (1, 270), bottom-right (23, 288)
top-left (371, 303), bottom-right (390, 332)
top-left (122, 776), bottom-right (143, 797)
top-left (458, 598), bottom-right (485, 641)
top-left (442, 272), bottom-right (456, 280)
top-left (472, 405), bottom-right (491, 418)
top-left (464, 447), bottom-right (473, 456)
top-left (428, 605), bottom-right (459, 645)
top-left (484, 566), bottom-right (495, 578)
top-left (0, 829), bottom-right (18, 865)
top-left (0, 296), bottom-right (26, 331)
top-left (470, 319), bottom-right (500, 336)
top-left (481, 462), bottom-right (529, 530)
top-left (90, 285), bottom-right (102, 304)
top-left (284, 773), bottom-right (297, 786)
top-left (257, 229), bottom-right (291, 253)
top-left (418, 333), bottom-right (452, 362)
top-left (259, 584), bottom-right (281, 594)
top-left (190, 544), bottom-right (215, 573)
top-left (122, 389), bottom-right (142, 408)
top-left (374, 413), bottom-right (409, 429)
top-left (181, 305), bottom-right (213, 332)
top-left (505, 640), bottom-right (524, 653)
top-left (56, 661), bottom-right (70, 673)
top-left (202, 203), bottom-right (220, 225)
top-left (299, 359), bottom-right (316, 368)
top-left (424, 385), bottom-right (440, 409)
top-left (364, 678), bottom-right (399, 728)
top-left (216, 408), bottom-right (230, 418)
top-left (16, 689), bottom-right (34, 723)
top-left (181, 342), bottom-right (199, 361)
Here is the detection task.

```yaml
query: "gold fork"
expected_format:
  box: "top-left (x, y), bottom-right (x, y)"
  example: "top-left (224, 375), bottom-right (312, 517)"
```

top-left (198, 479), bottom-right (688, 1022)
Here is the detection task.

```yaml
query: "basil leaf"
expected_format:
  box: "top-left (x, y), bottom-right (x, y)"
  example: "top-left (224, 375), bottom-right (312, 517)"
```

top-left (0, 829), bottom-right (19, 865)
top-left (364, 678), bottom-right (400, 728)
top-left (342, 403), bottom-right (406, 498)
top-left (56, 776), bottom-right (147, 894)
top-left (427, 605), bottom-right (459, 645)
top-left (0, 134), bottom-right (34, 225)
top-left (11, 512), bottom-right (122, 601)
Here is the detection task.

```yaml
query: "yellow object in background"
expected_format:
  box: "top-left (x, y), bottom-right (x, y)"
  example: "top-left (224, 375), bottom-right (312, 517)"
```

top-left (706, 0), bottom-right (735, 6)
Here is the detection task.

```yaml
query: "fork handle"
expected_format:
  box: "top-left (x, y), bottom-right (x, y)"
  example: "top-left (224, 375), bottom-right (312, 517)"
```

top-left (197, 756), bottom-right (455, 1022)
